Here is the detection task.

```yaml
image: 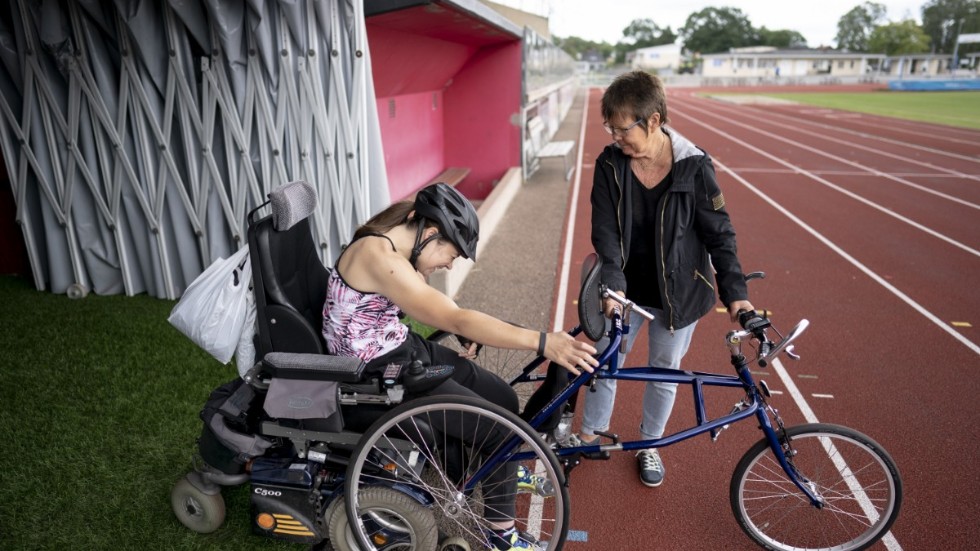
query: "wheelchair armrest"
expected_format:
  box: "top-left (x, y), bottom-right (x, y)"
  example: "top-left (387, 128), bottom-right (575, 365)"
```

top-left (263, 352), bottom-right (366, 383)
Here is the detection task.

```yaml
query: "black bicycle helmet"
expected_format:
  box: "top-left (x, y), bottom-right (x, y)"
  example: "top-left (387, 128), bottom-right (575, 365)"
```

top-left (412, 182), bottom-right (480, 261)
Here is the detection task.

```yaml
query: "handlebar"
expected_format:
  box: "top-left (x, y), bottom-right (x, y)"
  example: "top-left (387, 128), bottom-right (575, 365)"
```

top-left (733, 309), bottom-right (808, 367)
top-left (601, 288), bottom-right (655, 321)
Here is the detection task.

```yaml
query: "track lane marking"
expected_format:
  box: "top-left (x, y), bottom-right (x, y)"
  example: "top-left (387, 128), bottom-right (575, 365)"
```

top-left (703, 154), bottom-right (980, 356)
top-left (692, 96), bottom-right (980, 186)
top-left (675, 102), bottom-right (980, 209)
top-left (674, 107), bottom-right (980, 258)
top-left (684, 94), bottom-right (980, 152)
top-left (771, 358), bottom-right (903, 551)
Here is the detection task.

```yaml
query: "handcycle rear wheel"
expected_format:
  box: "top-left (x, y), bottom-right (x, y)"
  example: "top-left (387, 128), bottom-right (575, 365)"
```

top-left (730, 423), bottom-right (902, 551)
top-left (345, 395), bottom-right (569, 551)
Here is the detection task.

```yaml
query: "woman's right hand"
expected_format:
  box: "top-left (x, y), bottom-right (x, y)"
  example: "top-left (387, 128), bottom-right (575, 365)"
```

top-left (543, 331), bottom-right (598, 376)
top-left (602, 291), bottom-right (626, 318)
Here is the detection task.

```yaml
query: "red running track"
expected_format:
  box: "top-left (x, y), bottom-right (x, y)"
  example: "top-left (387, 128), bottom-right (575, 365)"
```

top-left (551, 86), bottom-right (980, 551)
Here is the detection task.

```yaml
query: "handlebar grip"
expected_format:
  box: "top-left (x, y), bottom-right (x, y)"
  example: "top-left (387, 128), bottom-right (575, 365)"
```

top-left (757, 342), bottom-right (771, 367)
top-left (737, 309), bottom-right (759, 329)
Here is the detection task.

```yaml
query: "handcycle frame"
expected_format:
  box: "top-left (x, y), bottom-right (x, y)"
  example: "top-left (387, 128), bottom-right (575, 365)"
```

top-left (465, 292), bottom-right (823, 507)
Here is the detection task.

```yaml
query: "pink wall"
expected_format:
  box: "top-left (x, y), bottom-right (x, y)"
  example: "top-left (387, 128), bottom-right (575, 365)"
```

top-left (444, 41), bottom-right (522, 199)
top-left (376, 91), bottom-right (446, 202)
top-left (366, 13), bottom-right (522, 201)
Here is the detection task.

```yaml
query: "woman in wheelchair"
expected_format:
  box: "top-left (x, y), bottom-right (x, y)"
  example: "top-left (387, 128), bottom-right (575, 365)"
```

top-left (322, 182), bottom-right (597, 550)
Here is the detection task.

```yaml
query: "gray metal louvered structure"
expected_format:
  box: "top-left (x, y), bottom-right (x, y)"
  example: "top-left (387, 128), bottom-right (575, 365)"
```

top-left (0, 0), bottom-right (388, 299)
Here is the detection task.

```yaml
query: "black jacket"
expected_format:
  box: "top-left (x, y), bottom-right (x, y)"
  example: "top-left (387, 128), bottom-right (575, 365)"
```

top-left (591, 126), bottom-right (748, 331)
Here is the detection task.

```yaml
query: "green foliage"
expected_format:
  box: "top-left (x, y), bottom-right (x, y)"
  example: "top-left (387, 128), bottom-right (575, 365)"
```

top-left (836, 1), bottom-right (888, 50)
top-left (621, 18), bottom-right (678, 48)
top-left (868, 20), bottom-right (932, 54)
top-left (752, 91), bottom-right (980, 130)
top-left (921, 0), bottom-right (980, 53)
top-left (756, 28), bottom-right (808, 49)
top-left (552, 35), bottom-right (614, 63)
top-left (557, 8), bottom-right (809, 61)
top-left (680, 7), bottom-right (757, 54)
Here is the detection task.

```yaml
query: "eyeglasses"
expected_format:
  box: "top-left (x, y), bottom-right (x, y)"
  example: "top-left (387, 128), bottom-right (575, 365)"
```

top-left (602, 119), bottom-right (642, 137)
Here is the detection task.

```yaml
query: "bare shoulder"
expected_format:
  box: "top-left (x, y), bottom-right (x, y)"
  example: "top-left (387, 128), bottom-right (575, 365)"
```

top-left (339, 237), bottom-right (410, 293)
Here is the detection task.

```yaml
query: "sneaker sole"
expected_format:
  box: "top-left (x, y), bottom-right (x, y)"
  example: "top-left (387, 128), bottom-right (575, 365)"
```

top-left (640, 477), bottom-right (664, 488)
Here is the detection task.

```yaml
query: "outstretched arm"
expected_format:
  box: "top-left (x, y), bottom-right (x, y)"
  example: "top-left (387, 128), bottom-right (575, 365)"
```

top-left (366, 248), bottom-right (598, 375)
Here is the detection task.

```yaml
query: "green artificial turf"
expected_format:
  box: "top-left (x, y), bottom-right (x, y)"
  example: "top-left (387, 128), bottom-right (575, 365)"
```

top-left (755, 91), bottom-right (980, 130)
top-left (0, 275), bottom-right (299, 550)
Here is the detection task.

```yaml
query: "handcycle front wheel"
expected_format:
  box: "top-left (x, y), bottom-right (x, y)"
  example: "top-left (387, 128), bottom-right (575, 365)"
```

top-left (731, 423), bottom-right (902, 551)
top-left (345, 395), bottom-right (569, 551)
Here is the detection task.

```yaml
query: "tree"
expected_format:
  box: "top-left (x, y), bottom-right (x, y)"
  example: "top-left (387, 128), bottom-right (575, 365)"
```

top-left (867, 20), bottom-right (932, 54)
top-left (679, 7), bottom-right (756, 54)
top-left (921, 0), bottom-right (980, 54)
top-left (757, 28), bottom-right (808, 48)
top-left (553, 35), bottom-right (615, 61)
top-left (835, 2), bottom-right (888, 50)
top-left (621, 18), bottom-right (678, 48)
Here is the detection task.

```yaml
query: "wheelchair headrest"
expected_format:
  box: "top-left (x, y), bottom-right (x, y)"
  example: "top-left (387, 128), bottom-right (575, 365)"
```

top-left (269, 180), bottom-right (317, 231)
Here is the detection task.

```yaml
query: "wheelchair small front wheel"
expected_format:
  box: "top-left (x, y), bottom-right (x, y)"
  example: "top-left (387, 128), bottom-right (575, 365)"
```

top-left (731, 423), bottom-right (902, 551)
top-left (171, 475), bottom-right (226, 533)
top-left (326, 487), bottom-right (437, 551)
top-left (345, 395), bottom-right (569, 551)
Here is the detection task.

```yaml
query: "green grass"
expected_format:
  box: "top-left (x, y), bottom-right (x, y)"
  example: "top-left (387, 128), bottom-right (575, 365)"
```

top-left (752, 91), bottom-right (980, 130)
top-left (0, 275), bottom-right (301, 550)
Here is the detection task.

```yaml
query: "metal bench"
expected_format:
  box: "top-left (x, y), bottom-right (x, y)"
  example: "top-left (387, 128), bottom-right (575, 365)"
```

top-left (536, 139), bottom-right (576, 181)
top-left (427, 167), bottom-right (471, 188)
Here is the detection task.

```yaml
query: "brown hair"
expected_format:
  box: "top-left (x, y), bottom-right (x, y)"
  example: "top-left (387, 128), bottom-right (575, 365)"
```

top-left (352, 200), bottom-right (438, 241)
top-left (600, 70), bottom-right (669, 134)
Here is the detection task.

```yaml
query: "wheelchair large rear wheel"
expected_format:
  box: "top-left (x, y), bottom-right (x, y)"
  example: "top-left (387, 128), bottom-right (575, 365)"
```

top-left (345, 395), bottom-right (569, 551)
top-left (731, 423), bottom-right (902, 551)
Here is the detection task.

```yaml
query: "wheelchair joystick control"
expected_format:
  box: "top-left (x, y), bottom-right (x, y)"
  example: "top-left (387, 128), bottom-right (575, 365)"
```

top-left (401, 359), bottom-right (454, 393)
top-left (407, 360), bottom-right (425, 376)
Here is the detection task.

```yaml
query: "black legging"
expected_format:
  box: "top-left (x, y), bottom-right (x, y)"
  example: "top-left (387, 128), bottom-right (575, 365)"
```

top-left (365, 332), bottom-right (521, 521)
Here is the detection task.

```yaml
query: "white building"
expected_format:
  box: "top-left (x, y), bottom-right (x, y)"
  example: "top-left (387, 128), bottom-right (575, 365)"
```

top-left (628, 43), bottom-right (683, 73)
top-left (700, 46), bottom-right (886, 78)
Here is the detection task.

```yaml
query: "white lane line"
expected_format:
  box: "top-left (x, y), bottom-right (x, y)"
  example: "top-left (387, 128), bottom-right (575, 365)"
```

top-left (537, 87), bottom-right (594, 540)
top-left (553, 88), bottom-right (590, 333)
top-left (722, 168), bottom-right (970, 179)
top-left (675, 108), bottom-right (980, 258)
top-left (692, 98), bottom-right (980, 188)
top-left (712, 157), bottom-right (980, 356)
top-left (772, 359), bottom-right (903, 551)
top-left (685, 94), bottom-right (980, 153)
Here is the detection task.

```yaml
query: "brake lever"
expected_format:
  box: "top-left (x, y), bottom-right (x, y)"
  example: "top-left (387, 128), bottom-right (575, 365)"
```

top-left (785, 345), bottom-right (800, 361)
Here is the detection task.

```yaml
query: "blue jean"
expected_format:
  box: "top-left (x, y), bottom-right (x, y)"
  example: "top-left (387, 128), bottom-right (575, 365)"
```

top-left (580, 307), bottom-right (697, 440)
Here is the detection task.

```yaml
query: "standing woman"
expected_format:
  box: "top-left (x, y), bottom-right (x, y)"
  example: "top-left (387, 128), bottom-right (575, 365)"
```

top-left (577, 71), bottom-right (754, 487)
top-left (323, 183), bottom-right (597, 551)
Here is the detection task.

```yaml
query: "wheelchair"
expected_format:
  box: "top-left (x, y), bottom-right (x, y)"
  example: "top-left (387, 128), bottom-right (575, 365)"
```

top-left (171, 181), bottom-right (569, 551)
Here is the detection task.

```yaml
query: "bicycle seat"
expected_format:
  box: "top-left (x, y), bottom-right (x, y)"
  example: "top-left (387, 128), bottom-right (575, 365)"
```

top-left (579, 253), bottom-right (605, 341)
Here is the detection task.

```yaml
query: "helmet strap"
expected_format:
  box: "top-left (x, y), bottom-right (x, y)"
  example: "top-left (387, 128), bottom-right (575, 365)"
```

top-left (409, 222), bottom-right (440, 269)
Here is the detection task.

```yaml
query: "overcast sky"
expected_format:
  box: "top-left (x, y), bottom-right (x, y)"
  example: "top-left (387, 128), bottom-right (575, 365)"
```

top-left (492, 1), bottom-right (926, 48)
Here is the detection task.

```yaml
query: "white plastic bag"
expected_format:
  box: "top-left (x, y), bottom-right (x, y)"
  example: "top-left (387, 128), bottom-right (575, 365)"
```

top-left (236, 287), bottom-right (257, 378)
top-left (168, 245), bottom-right (252, 364)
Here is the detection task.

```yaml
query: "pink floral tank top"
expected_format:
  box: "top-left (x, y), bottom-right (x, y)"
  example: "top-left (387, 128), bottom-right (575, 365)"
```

top-left (322, 239), bottom-right (408, 362)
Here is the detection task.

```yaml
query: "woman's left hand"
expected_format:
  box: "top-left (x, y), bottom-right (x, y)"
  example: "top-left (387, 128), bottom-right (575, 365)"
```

top-left (727, 300), bottom-right (755, 323)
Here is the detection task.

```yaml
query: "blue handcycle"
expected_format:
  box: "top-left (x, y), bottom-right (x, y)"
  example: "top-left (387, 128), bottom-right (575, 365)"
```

top-left (343, 253), bottom-right (902, 551)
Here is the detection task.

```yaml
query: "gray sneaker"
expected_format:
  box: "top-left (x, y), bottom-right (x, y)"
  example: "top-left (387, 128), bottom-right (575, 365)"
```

top-left (637, 449), bottom-right (664, 487)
